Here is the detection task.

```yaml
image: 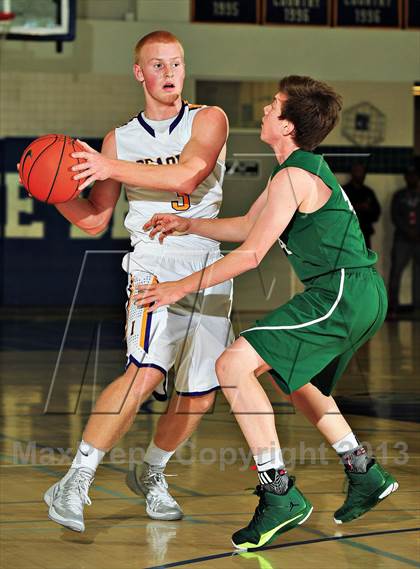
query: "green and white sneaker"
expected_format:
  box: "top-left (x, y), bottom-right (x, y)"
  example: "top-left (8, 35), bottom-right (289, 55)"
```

top-left (231, 481), bottom-right (313, 551)
top-left (126, 462), bottom-right (183, 521)
top-left (334, 460), bottom-right (398, 524)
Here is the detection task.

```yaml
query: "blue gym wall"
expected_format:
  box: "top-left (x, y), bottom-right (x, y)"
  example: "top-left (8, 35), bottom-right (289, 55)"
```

top-left (1, 137), bottom-right (128, 306)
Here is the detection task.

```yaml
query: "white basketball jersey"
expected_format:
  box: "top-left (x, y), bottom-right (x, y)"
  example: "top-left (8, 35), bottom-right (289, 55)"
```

top-left (115, 102), bottom-right (225, 255)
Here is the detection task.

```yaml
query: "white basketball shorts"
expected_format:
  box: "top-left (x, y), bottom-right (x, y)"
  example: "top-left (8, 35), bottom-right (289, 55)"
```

top-left (124, 247), bottom-right (233, 399)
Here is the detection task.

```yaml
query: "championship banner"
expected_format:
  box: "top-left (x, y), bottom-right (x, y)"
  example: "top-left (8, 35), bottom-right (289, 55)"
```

top-left (191, 0), bottom-right (259, 24)
top-left (263, 0), bottom-right (331, 26)
top-left (333, 0), bottom-right (402, 27)
top-left (405, 0), bottom-right (420, 27)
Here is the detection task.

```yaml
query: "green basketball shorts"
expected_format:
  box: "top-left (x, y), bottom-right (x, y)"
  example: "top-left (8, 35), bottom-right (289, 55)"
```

top-left (240, 268), bottom-right (387, 396)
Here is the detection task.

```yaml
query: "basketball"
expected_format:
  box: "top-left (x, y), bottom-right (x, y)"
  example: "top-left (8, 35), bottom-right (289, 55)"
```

top-left (19, 134), bottom-right (85, 204)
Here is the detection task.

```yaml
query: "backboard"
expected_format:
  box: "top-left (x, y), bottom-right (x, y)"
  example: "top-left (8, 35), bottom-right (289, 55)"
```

top-left (2, 0), bottom-right (76, 42)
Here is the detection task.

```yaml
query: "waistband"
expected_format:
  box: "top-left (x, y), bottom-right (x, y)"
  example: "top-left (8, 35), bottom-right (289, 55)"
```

top-left (303, 266), bottom-right (377, 281)
top-left (132, 240), bottom-right (221, 256)
top-left (303, 267), bottom-right (381, 291)
top-left (122, 243), bottom-right (222, 275)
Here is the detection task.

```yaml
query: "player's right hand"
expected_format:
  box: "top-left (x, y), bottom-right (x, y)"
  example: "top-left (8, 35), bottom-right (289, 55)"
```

top-left (144, 213), bottom-right (191, 243)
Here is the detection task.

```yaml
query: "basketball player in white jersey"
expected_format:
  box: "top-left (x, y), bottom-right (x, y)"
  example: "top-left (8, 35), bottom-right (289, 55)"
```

top-left (41, 31), bottom-right (232, 532)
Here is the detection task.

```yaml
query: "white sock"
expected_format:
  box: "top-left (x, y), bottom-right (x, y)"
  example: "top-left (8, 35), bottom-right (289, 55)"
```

top-left (332, 432), bottom-right (359, 455)
top-left (144, 441), bottom-right (175, 469)
top-left (253, 446), bottom-right (285, 472)
top-left (71, 440), bottom-right (105, 472)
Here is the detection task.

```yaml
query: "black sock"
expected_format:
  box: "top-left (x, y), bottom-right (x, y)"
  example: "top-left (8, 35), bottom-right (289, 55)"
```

top-left (258, 468), bottom-right (289, 495)
top-left (340, 445), bottom-right (373, 473)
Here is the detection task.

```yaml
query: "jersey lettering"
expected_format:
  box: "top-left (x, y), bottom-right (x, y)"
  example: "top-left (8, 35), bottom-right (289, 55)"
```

top-left (136, 154), bottom-right (180, 166)
top-left (135, 154), bottom-right (190, 211)
top-left (171, 194), bottom-right (191, 211)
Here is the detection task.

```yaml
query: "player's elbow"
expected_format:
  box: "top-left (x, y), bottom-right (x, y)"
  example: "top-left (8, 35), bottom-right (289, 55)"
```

top-left (83, 223), bottom-right (107, 236)
top-left (252, 247), bottom-right (267, 268)
top-left (83, 216), bottom-right (109, 235)
top-left (84, 206), bottom-right (111, 235)
top-left (242, 250), bottom-right (261, 270)
top-left (251, 254), bottom-right (262, 269)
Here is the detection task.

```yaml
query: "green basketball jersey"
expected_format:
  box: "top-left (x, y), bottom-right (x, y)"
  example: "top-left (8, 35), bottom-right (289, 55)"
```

top-left (272, 149), bottom-right (377, 282)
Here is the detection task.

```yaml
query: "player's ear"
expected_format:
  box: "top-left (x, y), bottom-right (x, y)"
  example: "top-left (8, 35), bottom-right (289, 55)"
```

top-left (284, 120), bottom-right (295, 137)
top-left (133, 63), bottom-right (144, 83)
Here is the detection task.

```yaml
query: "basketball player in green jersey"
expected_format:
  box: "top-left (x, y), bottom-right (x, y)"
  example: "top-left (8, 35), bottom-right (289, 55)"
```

top-left (136, 75), bottom-right (398, 550)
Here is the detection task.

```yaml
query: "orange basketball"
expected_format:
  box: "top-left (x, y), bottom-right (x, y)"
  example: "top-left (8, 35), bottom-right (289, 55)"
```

top-left (19, 134), bottom-right (86, 204)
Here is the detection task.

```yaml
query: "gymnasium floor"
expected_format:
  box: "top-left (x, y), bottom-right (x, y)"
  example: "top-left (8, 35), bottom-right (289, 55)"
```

top-left (0, 307), bottom-right (419, 569)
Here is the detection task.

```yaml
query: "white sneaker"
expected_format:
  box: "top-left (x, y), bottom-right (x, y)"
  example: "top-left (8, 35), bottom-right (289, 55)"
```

top-left (126, 463), bottom-right (183, 521)
top-left (44, 467), bottom-right (94, 532)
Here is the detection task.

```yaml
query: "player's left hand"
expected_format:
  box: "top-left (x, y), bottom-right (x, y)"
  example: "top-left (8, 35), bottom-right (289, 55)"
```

top-left (134, 280), bottom-right (188, 311)
top-left (71, 140), bottom-right (113, 190)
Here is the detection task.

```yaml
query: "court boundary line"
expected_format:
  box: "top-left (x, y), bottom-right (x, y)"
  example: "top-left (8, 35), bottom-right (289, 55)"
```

top-left (143, 527), bottom-right (420, 569)
top-left (303, 526), bottom-right (420, 568)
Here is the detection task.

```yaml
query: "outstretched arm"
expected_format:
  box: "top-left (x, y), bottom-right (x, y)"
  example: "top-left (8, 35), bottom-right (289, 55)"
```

top-left (136, 169), bottom-right (308, 310)
top-left (144, 181), bottom-right (270, 243)
top-left (72, 106), bottom-right (228, 193)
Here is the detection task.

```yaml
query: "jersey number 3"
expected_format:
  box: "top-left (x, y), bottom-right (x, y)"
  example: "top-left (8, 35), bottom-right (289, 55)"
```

top-left (171, 193), bottom-right (191, 211)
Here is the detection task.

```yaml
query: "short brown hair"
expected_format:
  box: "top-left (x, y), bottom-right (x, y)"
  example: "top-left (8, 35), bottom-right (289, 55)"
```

top-left (278, 76), bottom-right (342, 150)
top-left (134, 30), bottom-right (183, 64)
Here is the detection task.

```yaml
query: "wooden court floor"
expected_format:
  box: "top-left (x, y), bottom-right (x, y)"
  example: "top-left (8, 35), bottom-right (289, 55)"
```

top-left (1, 310), bottom-right (419, 569)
